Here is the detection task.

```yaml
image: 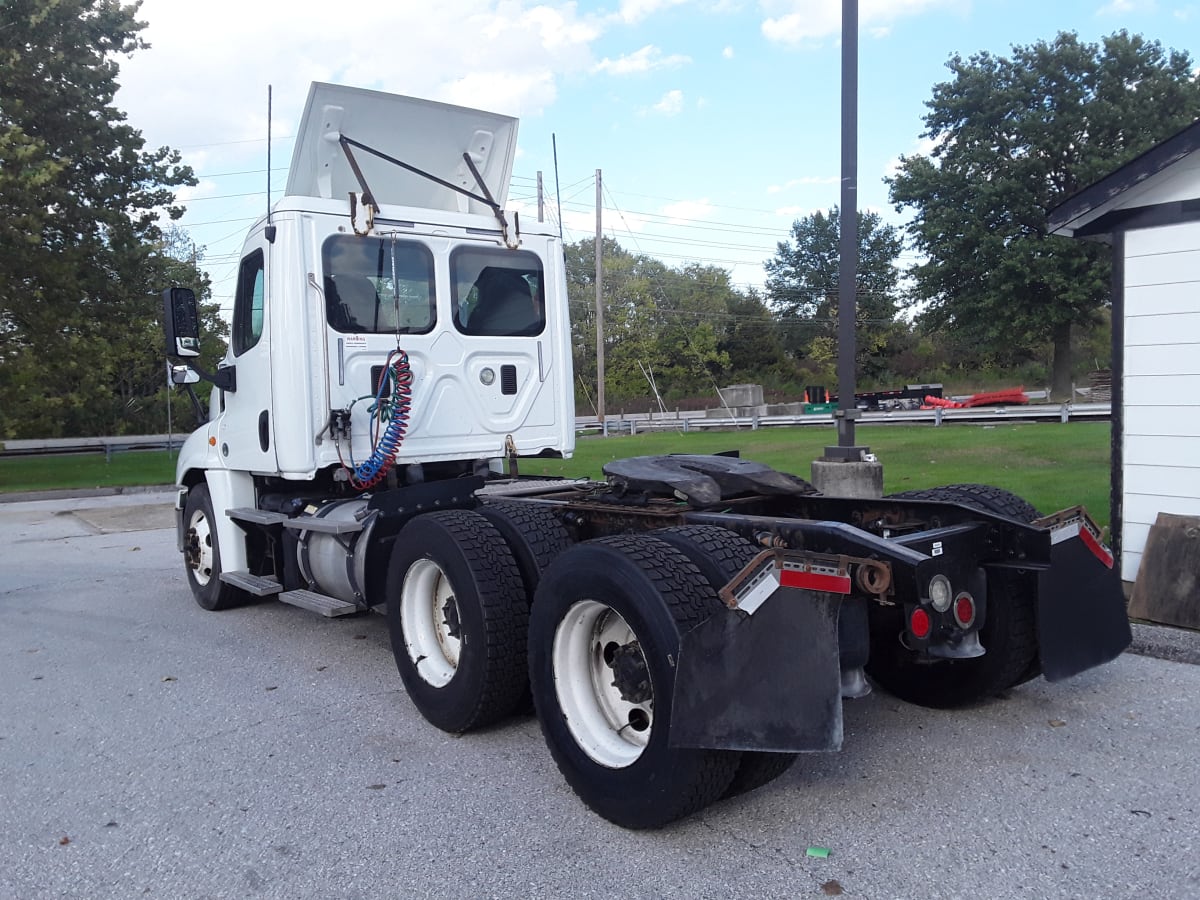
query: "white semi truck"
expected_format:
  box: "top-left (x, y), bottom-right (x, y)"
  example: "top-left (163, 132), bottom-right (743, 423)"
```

top-left (163, 83), bottom-right (1131, 829)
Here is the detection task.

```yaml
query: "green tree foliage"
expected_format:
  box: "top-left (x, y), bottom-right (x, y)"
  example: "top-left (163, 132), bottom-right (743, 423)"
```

top-left (763, 207), bottom-right (903, 381)
top-left (564, 238), bottom-right (794, 410)
top-left (889, 31), bottom-right (1200, 397)
top-left (0, 0), bottom-right (213, 438)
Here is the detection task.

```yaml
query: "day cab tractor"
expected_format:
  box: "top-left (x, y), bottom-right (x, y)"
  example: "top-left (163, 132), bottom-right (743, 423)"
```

top-left (162, 83), bottom-right (1132, 829)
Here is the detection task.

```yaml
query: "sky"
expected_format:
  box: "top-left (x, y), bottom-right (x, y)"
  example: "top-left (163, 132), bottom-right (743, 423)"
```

top-left (113, 0), bottom-right (1200, 312)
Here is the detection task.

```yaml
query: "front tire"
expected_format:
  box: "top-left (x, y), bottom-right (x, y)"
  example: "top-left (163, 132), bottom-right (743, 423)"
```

top-left (182, 483), bottom-right (247, 611)
top-left (386, 510), bottom-right (528, 733)
top-left (529, 536), bottom-right (740, 829)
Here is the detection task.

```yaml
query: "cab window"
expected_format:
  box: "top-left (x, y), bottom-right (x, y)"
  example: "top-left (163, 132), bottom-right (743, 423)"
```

top-left (451, 247), bottom-right (545, 337)
top-left (231, 249), bottom-right (265, 356)
top-left (322, 236), bottom-right (435, 334)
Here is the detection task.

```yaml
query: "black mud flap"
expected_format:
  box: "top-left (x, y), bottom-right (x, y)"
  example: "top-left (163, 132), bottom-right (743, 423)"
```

top-left (669, 588), bottom-right (843, 753)
top-left (1037, 535), bottom-right (1132, 681)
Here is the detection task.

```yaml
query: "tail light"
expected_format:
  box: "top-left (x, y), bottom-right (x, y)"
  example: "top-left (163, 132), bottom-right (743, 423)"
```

top-left (953, 592), bottom-right (976, 629)
top-left (910, 607), bottom-right (933, 640)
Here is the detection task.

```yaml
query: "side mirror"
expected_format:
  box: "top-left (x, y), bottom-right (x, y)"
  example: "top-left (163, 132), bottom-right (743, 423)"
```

top-left (162, 287), bottom-right (201, 358)
top-left (169, 364), bottom-right (201, 386)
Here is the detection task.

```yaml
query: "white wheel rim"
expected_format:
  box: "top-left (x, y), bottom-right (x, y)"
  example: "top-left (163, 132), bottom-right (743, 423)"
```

top-left (186, 508), bottom-right (215, 586)
top-left (552, 600), bottom-right (653, 769)
top-left (401, 559), bottom-right (462, 687)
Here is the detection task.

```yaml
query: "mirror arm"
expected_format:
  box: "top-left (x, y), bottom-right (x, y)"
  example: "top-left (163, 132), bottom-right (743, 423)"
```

top-left (173, 360), bottom-right (236, 393)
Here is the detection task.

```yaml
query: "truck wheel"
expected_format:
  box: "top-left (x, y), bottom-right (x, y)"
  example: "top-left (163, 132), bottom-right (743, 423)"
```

top-left (888, 483), bottom-right (1042, 523)
top-left (182, 483), bottom-right (247, 611)
top-left (654, 525), bottom-right (799, 798)
top-left (478, 499), bottom-right (573, 601)
top-left (869, 485), bottom-right (1041, 707)
top-left (907, 484), bottom-right (1044, 687)
top-left (386, 510), bottom-right (528, 733)
top-left (529, 536), bottom-right (741, 829)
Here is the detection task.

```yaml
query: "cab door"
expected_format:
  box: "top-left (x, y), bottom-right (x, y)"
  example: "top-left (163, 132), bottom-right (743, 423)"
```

top-left (216, 235), bottom-right (278, 473)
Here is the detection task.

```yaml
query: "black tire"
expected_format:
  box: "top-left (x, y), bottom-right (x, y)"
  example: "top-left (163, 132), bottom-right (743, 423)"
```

top-left (386, 510), bottom-right (528, 733)
top-left (529, 536), bottom-right (741, 829)
top-left (654, 525), bottom-right (799, 798)
top-left (888, 483), bottom-right (1042, 523)
top-left (477, 499), bottom-right (573, 602)
top-left (181, 483), bottom-right (248, 611)
top-left (869, 485), bottom-right (1042, 707)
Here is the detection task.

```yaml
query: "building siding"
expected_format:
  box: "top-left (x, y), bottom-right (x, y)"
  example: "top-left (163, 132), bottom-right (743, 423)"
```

top-left (1122, 222), bottom-right (1200, 582)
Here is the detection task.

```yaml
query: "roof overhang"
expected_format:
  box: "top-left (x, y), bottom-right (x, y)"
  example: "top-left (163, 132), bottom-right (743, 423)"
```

top-left (1048, 118), bottom-right (1200, 240)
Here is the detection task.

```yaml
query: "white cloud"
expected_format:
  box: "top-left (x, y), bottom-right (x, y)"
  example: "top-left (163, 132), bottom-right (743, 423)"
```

top-left (883, 135), bottom-right (941, 178)
top-left (1097, 0), bottom-right (1153, 14)
top-left (766, 175), bottom-right (838, 193)
top-left (649, 89), bottom-right (685, 116)
top-left (760, 0), bottom-right (963, 46)
top-left (661, 198), bottom-right (715, 220)
top-left (722, 45), bottom-right (735, 59)
top-left (174, 180), bottom-right (219, 205)
top-left (116, 0), bottom-right (604, 171)
top-left (615, 0), bottom-right (691, 25)
top-left (593, 44), bottom-right (693, 75)
top-left (774, 204), bottom-right (819, 217)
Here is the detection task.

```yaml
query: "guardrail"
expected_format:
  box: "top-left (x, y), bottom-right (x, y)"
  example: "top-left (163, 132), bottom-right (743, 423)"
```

top-left (577, 402), bottom-right (1111, 435)
top-left (2, 402), bottom-right (1110, 457)
top-left (0, 435), bottom-right (186, 459)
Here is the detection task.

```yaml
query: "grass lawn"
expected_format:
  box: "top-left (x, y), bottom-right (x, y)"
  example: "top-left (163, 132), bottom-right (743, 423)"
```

top-left (0, 421), bottom-right (1112, 527)
top-left (522, 421), bottom-right (1112, 527)
top-left (0, 450), bottom-right (178, 494)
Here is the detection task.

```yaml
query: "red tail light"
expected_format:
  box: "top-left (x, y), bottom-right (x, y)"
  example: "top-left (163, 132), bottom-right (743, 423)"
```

top-left (954, 592), bottom-right (976, 629)
top-left (910, 607), bottom-right (932, 640)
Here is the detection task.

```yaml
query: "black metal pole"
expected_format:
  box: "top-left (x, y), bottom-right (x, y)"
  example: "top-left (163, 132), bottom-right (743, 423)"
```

top-left (836, 0), bottom-right (859, 450)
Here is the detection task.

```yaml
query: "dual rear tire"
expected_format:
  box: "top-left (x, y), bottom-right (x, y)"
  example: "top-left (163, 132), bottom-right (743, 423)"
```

top-left (385, 512), bottom-right (801, 826)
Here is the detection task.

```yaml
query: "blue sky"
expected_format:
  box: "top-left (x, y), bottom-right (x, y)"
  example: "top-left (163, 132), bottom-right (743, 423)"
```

top-left (115, 0), bottom-right (1200, 311)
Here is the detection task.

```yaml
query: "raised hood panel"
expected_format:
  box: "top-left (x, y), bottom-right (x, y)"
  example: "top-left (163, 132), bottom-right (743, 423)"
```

top-left (285, 83), bottom-right (518, 214)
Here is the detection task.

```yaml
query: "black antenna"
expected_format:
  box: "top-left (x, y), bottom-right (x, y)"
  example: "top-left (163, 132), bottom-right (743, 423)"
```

top-left (552, 133), bottom-right (563, 240)
top-left (265, 85), bottom-right (276, 243)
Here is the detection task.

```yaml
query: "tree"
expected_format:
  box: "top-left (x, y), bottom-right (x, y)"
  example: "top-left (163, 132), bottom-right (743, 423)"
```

top-left (764, 207), bottom-right (903, 381)
top-left (0, 0), bottom-right (204, 438)
top-left (565, 239), bottom-right (761, 410)
top-left (889, 31), bottom-right (1200, 397)
top-left (715, 288), bottom-right (795, 385)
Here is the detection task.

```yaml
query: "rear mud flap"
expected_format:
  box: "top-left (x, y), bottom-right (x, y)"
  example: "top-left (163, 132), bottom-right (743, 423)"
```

top-left (1037, 536), bottom-right (1131, 681)
top-left (669, 588), bottom-right (843, 753)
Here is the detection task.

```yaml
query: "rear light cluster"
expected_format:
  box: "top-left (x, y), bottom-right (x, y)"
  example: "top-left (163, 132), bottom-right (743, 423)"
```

top-left (908, 581), bottom-right (977, 641)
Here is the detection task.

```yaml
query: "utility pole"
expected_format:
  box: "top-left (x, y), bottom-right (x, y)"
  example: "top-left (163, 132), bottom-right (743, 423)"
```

top-left (537, 171), bottom-right (544, 223)
top-left (810, 0), bottom-right (881, 498)
top-left (595, 168), bottom-right (605, 426)
top-left (832, 0), bottom-right (864, 458)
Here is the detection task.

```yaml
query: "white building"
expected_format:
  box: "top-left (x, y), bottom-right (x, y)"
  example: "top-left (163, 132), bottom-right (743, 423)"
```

top-left (1049, 121), bottom-right (1200, 588)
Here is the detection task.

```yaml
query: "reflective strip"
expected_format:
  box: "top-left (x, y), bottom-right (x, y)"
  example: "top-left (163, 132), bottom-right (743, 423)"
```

top-left (1050, 521), bottom-right (1081, 544)
top-left (1050, 518), bottom-right (1114, 569)
top-left (735, 567), bottom-right (779, 615)
top-left (779, 569), bottom-right (852, 595)
top-left (1080, 526), bottom-right (1115, 569)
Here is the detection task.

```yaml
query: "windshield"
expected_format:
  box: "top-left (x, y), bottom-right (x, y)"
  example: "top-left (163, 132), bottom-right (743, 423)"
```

top-left (322, 236), bottom-right (435, 334)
